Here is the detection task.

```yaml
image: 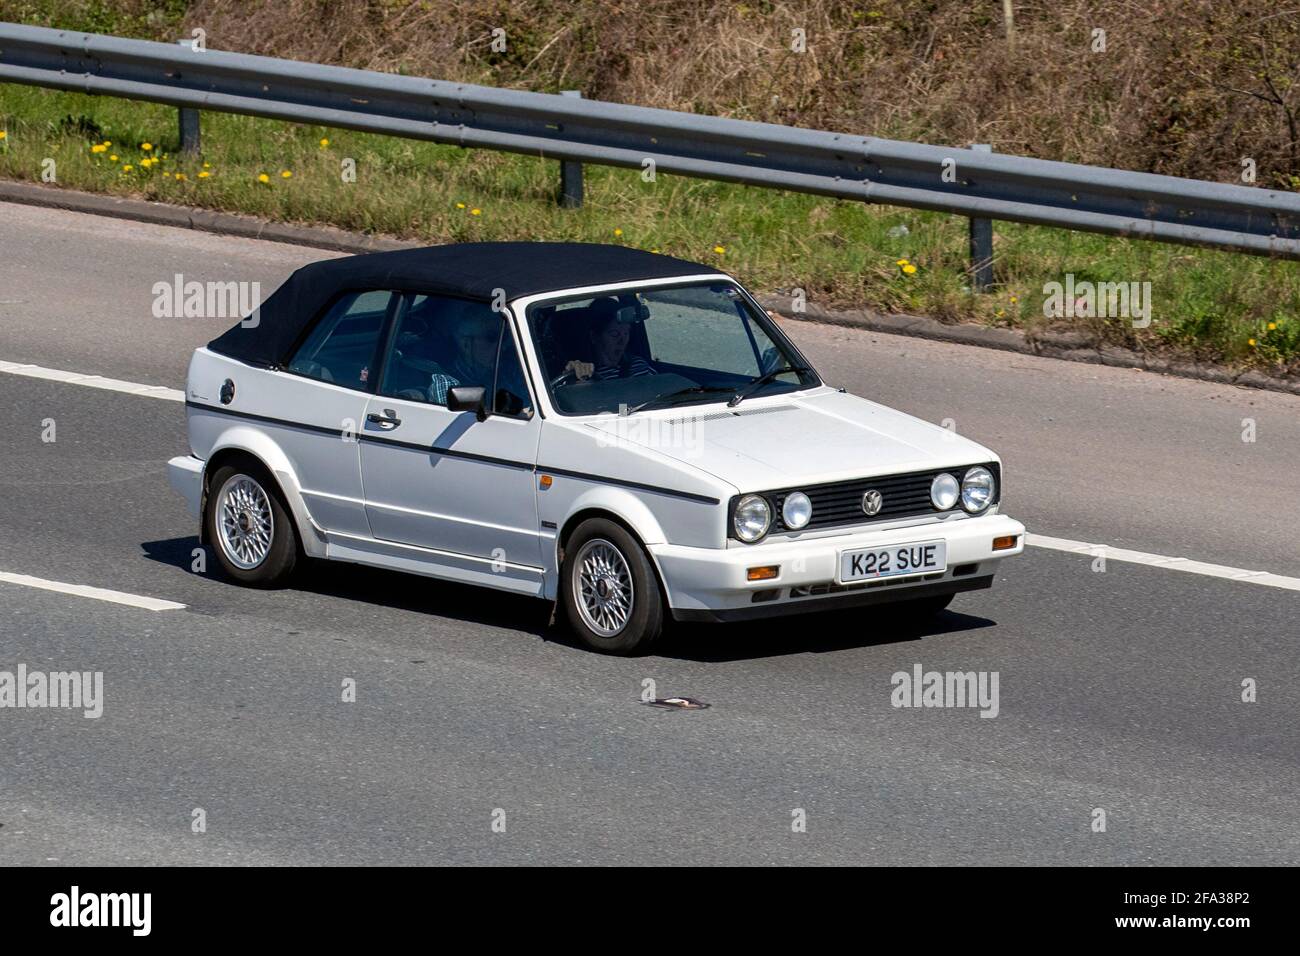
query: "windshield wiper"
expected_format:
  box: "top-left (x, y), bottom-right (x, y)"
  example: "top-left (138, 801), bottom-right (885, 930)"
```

top-left (626, 384), bottom-right (737, 414)
top-left (727, 365), bottom-right (811, 407)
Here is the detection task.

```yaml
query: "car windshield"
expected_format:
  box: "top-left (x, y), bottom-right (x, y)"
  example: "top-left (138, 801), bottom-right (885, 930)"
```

top-left (525, 282), bottom-right (819, 415)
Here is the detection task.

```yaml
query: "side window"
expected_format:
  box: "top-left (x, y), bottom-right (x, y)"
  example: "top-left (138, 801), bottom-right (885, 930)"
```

top-left (377, 295), bottom-right (501, 408)
top-left (287, 290), bottom-right (393, 390)
top-left (493, 325), bottom-right (534, 417)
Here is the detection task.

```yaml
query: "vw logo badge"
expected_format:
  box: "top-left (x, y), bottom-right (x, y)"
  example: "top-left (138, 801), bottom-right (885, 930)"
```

top-left (861, 489), bottom-right (883, 516)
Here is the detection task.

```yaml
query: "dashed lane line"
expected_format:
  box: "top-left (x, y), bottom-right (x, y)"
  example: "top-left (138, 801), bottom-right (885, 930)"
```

top-left (4, 358), bottom-right (1297, 596)
top-left (0, 571), bottom-right (186, 611)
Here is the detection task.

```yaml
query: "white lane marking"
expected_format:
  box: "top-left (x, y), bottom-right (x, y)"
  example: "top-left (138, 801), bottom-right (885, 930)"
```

top-left (2, 361), bottom-right (1297, 595)
top-left (1027, 534), bottom-right (1300, 592)
top-left (0, 360), bottom-right (184, 401)
top-left (0, 572), bottom-right (187, 611)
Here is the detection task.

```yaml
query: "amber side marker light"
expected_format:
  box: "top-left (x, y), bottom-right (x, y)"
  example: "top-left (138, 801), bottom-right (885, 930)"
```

top-left (993, 535), bottom-right (1018, 551)
top-left (539, 475), bottom-right (553, 489)
top-left (747, 565), bottom-right (780, 581)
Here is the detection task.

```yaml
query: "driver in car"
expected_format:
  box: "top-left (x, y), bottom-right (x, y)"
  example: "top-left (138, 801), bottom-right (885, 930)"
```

top-left (423, 302), bottom-right (531, 414)
top-left (560, 301), bottom-right (657, 382)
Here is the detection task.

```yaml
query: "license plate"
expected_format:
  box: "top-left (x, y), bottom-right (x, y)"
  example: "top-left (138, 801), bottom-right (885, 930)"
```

top-left (838, 539), bottom-right (946, 583)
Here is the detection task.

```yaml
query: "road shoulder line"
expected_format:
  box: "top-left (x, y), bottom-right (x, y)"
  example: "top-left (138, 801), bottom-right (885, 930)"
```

top-left (1027, 533), bottom-right (1300, 592)
top-left (0, 359), bottom-right (184, 402)
top-left (0, 571), bottom-right (187, 611)
top-left (5, 356), bottom-right (1296, 596)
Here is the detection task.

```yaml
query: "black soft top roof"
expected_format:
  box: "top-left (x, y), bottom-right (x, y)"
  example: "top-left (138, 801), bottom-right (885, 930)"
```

top-left (207, 242), bottom-right (718, 368)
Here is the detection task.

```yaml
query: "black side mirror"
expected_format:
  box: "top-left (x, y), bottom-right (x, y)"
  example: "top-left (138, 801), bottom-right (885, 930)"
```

top-left (447, 385), bottom-right (488, 421)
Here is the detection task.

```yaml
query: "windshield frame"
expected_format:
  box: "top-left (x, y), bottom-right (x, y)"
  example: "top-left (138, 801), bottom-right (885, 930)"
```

top-left (515, 274), bottom-right (823, 419)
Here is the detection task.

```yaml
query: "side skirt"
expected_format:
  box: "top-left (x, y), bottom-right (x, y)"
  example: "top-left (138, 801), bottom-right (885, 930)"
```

top-left (324, 532), bottom-right (547, 598)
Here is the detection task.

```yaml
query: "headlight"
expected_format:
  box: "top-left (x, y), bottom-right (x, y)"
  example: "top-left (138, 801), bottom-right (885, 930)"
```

top-left (930, 473), bottom-right (959, 510)
top-left (961, 466), bottom-right (995, 513)
top-left (781, 491), bottom-right (812, 530)
top-left (733, 494), bottom-right (771, 542)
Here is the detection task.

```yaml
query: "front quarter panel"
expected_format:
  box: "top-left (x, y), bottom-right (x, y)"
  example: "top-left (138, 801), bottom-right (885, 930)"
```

top-left (536, 420), bottom-right (734, 598)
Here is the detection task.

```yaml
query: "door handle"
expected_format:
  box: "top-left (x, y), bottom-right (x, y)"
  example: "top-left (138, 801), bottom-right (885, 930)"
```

top-left (367, 410), bottom-right (401, 430)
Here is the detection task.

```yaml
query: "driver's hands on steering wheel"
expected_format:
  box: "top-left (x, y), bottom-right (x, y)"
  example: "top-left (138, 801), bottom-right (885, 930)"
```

top-left (562, 359), bottom-right (594, 381)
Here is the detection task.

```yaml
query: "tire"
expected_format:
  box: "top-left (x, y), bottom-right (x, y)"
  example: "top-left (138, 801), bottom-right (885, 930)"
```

top-left (561, 518), bottom-right (664, 655)
top-left (893, 592), bottom-right (954, 617)
top-left (204, 463), bottom-right (299, 587)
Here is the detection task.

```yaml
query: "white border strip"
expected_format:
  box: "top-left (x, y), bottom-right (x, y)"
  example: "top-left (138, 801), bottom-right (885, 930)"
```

top-left (4, 359), bottom-right (1297, 595)
top-left (0, 360), bottom-right (183, 402)
top-left (0, 571), bottom-right (186, 611)
top-left (1027, 533), bottom-right (1300, 592)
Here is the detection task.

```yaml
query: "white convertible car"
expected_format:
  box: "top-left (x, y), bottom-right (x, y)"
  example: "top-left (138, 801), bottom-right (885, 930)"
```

top-left (169, 243), bottom-right (1024, 654)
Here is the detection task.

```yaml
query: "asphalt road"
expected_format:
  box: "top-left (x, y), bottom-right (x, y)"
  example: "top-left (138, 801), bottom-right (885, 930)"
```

top-left (1, 202), bottom-right (1297, 865)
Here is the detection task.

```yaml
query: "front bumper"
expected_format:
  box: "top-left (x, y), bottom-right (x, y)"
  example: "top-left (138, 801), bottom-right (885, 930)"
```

top-left (168, 454), bottom-right (204, 518)
top-left (649, 512), bottom-right (1025, 621)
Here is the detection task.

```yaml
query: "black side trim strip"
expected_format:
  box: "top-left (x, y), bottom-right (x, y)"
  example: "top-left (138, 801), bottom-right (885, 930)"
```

top-left (187, 402), bottom-right (720, 503)
top-left (187, 400), bottom-right (343, 439)
top-left (359, 433), bottom-right (533, 470)
top-left (187, 401), bottom-right (533, 470)
top-left (537, 465), bottom-right (720, 505)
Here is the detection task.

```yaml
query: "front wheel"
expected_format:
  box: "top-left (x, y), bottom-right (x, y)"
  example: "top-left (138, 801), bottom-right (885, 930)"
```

top-left (205, 464), bottom-right (299, 587)
top-left (561, 519), bottom-right (664, 655)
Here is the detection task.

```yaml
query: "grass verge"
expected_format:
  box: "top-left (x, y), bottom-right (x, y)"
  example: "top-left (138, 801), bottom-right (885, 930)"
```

top-left (1, 84), bottom-right (1298, 372)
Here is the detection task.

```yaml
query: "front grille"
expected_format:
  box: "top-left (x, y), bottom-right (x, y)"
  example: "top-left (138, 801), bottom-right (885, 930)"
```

top-left (756, 462), bottom-right (1000, 534)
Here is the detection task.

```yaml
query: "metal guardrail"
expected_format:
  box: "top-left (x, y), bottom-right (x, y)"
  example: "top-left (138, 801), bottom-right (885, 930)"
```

top-left (3, 21), bottom-right (1300, 275)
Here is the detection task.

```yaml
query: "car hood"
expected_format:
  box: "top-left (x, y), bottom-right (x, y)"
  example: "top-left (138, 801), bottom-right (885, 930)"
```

top-left (582, 388), bottom-right (998, 491)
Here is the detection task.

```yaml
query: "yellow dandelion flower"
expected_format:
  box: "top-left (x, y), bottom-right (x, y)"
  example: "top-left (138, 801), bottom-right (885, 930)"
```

top-left (1267, 321), bottom-right (1277, 330)
top-left (122, 164), bottom-right (133, 172)
top-left (203, 161), bottom-right (210, 168)
top-left (895, 258), bottom-right (909, 266)
top-left (140, 158), bottom-right (153, 168)
top-left (140, 142), bottom-right (152, 151)
top-left (614, 228), bottom-right (624, 237)
top-left (651, 248), bottom-right (660, 253)
top-left (281, 170), bottom-right (292, 179)
top-left (0, 131), bottom-right (8, 140)
top-left (109, 154), bottom-right (118, 161)
top-left (319, 138), bottom-right (330, 147)
top-left (198, 171), bottom-right (210, 178)
top-left (902, 263), bottom-right (918, 275)
top-left (713, 245), bottom-right (726, 254)
top-left (103, 140), bottom-right (111, 147)
top-left (258, 173), bottom-right (270, 183)
top-left (175, 173), bottom-right (186, 181)
top-left (455, 202), bottom-right (465, 209)
top-left (1248, 338), bottom-right (1257, 347)
top-left (470, 208), bottom-right (482, 216)
top-left (996, 309), bottom-right (1005, 317)
top-left (91, 144), bottom-right (106, 153)
top-left (1010, 295), bottom-right (1018, 303)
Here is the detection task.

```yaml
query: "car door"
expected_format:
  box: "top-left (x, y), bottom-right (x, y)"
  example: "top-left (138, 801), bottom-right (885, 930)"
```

top-left (272, 288), bottom-right (398, 537)
top-left (360, 293), bottom-right (544, 586)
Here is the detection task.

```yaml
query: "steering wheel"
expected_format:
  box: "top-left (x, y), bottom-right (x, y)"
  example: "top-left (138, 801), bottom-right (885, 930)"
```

top-left (550, 368), bottom-right (583, 388)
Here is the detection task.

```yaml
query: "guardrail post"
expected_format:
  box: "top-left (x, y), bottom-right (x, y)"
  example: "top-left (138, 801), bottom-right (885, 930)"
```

top-left (968, 144), bottom-right (994, 291)
top-left (176, 39), bottom-right (201, 155)
top-left (558, 90), bottom-right (584, 208)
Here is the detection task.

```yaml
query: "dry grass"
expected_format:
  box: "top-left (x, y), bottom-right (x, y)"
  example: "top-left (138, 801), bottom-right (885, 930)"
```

top-left (9, 0), bottom-right (1294, 186)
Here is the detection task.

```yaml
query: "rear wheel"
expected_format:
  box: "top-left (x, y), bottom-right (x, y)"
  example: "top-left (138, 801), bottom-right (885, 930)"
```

top-left (561, 518), bottom-right (664, 655)
top-left (205, 464), bottom-right (299, 586)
